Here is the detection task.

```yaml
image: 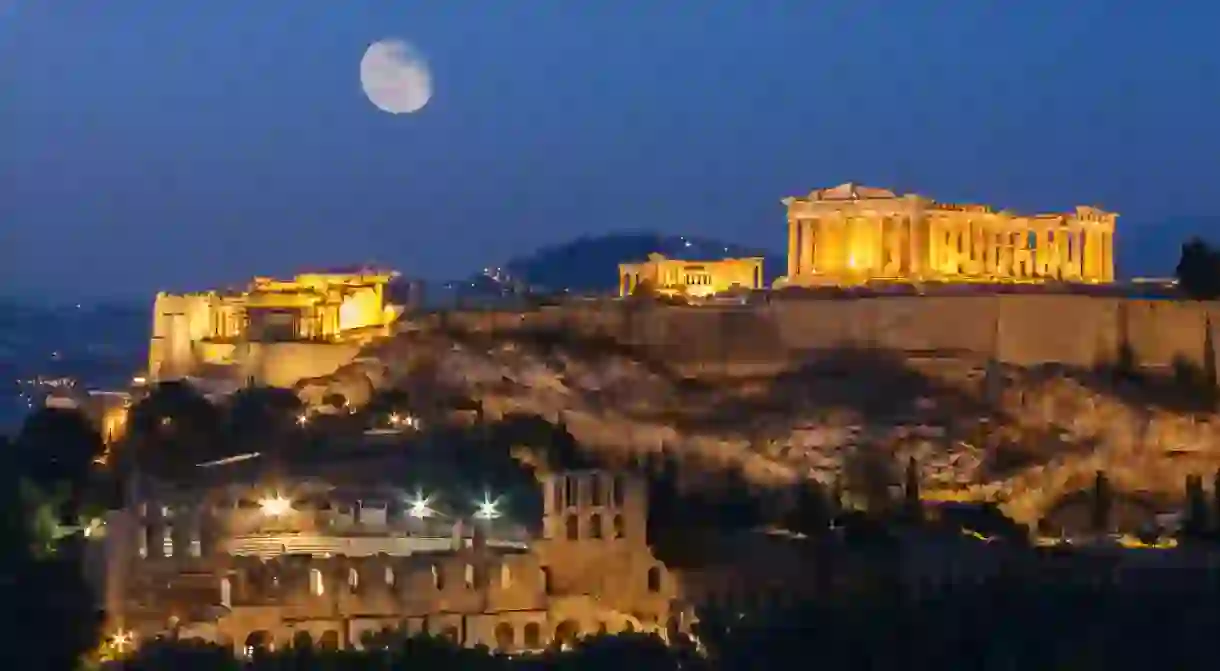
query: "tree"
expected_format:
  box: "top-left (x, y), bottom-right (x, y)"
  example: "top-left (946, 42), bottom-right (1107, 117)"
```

top-left (1090, 470), bottom-right (1111, 535)
top-left (1212, 469), bottom-right (1220, 537)
top-left (1175, 237), bottom-right (1220, 299)
top-left (0, 436), bottom-right (104, 671)
top-left (1183, 473), bottom-right (1209, 539)
top-left (120, 380), bottom-right (223, 481)
top-left (901, 456), bottom-right (923, 524)
top-left (842, 446), bottom-right (896, 514)
top-left (14, 407), bottom-right (104, 498)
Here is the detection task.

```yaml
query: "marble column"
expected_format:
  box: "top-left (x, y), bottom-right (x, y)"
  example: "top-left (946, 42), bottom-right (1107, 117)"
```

top-left (787, 219), bottom-right (799, 278)
top-left (801, 219), bottom-right (817, 275)
top-left (1102, 231), bottom-right (1115, 282)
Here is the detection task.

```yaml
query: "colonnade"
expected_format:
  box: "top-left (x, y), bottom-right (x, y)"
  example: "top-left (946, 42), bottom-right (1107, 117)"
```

top-left (785, 210), bottom-right (1115, 284)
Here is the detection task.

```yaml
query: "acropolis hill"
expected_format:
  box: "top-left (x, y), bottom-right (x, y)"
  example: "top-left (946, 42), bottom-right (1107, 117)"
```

top-left (140, 184), bottom-right (1220, 526)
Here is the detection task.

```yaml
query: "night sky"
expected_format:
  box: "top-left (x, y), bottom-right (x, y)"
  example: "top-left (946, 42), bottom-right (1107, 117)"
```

top-left (4, 1), bottom-right (1219, 300)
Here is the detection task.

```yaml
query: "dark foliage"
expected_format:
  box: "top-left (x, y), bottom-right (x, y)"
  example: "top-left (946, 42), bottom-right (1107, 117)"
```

top-left (1175, 237), bottom-right (1220, 299)
top-left (14, 407), bottom-right (105, 495)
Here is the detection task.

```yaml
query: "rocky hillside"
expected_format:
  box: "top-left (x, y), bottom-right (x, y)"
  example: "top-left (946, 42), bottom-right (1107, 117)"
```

top-left (301, 322), bottom-right (1220, 529)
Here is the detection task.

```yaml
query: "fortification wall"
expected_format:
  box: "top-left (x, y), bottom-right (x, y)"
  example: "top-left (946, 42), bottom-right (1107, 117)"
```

top-left (445, 295), bottom-right (1220, 379)
top-left (240, 342), bottom-right (365, 388)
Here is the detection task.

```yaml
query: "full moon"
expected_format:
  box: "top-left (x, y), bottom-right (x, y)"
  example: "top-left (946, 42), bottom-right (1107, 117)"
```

top-left (360, 38), bottom-right (433, 114)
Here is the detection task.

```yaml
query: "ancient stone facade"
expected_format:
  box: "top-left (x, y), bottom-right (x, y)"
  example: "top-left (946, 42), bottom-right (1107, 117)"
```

top-left (780, 183), bottom-right (1117, 287)
top-left (100, 470), bottom-right (813, 656)
top-left (618, 253), bottom-right (764, 298)
top-left (148, 269), bottom-right (404, 383)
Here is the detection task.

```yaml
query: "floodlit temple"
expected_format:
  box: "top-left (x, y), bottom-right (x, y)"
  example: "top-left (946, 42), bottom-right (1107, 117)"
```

top-left (618, 253), bottom-right (765, 298)
top-left (778, 183), bottom-right (1117, 287)
top-left (148, 269), bottom-right (407, 383)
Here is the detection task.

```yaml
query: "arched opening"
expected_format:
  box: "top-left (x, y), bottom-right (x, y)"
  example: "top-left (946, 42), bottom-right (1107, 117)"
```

top-left (565, 514), bottom-right (579, 540)
top-left (564, 477), bottom-right (577, 508)
top-left (647, 566), bottom-right (662, 593)
top-left (589, 475), bottom-right (603, 506)
top-left (441, 626), bottom-right (459, 643)
top-left (319, 630), bottom-right (340, 651)
top-left (291, 630), bottom-right (314, 650)
top-left (613, 514), bottom-right (625, 539)
top-left (541, 567), bottom-right (554, 595)
top-left (494, 622), bottom-right (515, 651)
top-left (554, 619), bottom-right (580, 648)
top-left (588, 513), bottom-right (603, 539)
top-left (523, 622), bottom-right (542, 649)
top-left (244, 630), bottom-right (272, 657)
top-left (612, 475), bottom-right (625, 507)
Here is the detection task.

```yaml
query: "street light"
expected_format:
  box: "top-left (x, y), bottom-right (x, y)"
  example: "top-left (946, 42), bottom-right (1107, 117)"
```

top-left (407, 490), bottom-right (436, 519)
top-left (258, 494), bottom-right (292, 517)
top-left (111, 629), bottom-right (135, 653)
top-left (474, 492), bottom-right (502, 520)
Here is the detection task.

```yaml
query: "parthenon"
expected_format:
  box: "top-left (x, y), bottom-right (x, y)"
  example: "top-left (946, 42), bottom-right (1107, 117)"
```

top-left (778, 183), bottom-right (1116, 287)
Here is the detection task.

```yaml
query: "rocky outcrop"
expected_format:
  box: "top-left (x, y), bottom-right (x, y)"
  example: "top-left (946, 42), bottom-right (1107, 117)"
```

top-left (305, 327), bottom-right (1220, 526)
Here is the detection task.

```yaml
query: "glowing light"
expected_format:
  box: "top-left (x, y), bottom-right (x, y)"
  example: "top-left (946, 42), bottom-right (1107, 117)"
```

top-left (389, 413), bottom-right (421, 430)
top-left (296, 413), bottom-right (309, 426)
top-left (474, 493), bottom-right (502, 520)
top-left (258, 494), bottom-right (292, 517)
top-left (407, 490), bottom-right (435, 519)
top-left (111, 629), bottom-right (134, 652)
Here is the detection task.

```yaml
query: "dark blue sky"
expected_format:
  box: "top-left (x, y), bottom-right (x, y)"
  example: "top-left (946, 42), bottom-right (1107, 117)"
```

top-left (4, 1), bottom-right (1219, 300)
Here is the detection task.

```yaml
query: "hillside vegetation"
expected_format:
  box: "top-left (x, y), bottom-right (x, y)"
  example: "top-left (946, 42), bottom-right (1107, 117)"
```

top-left (301, 321), bottom-right (1220, 529)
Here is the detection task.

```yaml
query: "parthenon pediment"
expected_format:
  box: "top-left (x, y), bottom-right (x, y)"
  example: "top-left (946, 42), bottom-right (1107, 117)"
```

top-left (812, 182), bottom-right (899, 201)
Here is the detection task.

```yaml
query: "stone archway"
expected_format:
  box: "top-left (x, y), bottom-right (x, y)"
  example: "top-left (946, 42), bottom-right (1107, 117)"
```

top-left (494, 622), bottom-right (515, 651)
top-left (244, 630), bottom-right (273, 657)
top-left (553, 619), bottom-right (580, 648)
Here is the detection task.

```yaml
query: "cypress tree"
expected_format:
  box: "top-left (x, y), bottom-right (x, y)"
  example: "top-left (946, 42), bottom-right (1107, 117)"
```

top-left (1184, 473), bottom-right (1209, 539)
top-left (903, 456), bottom-right (923, 524)
top-left (1091, 470), bottom-right (1111, 535)
top-left (1212, 469), bottom-right (1220, 536)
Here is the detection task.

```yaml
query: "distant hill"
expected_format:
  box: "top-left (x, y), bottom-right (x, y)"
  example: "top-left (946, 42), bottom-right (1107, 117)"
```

top-left (446, 233), bottom-right (784, 298)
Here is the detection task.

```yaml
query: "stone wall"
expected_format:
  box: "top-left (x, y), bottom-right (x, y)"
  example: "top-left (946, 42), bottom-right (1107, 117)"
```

top-left (444, 296), bottom-right (1220, 379)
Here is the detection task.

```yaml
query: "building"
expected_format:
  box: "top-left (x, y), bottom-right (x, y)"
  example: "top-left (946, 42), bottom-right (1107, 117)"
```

top-left (147, 269), bottom-right (406, 386)
top-left (779, 182), bottom-right (1117, 287)
top-left (618, 253), bottom-right (765, 298)
top-left (97, 468), bottom-right (824, 656)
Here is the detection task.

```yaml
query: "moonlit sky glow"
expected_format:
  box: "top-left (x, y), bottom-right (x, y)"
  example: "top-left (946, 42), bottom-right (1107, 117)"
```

top-left (4, 1), bottom-right (1219, 300)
